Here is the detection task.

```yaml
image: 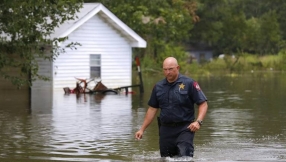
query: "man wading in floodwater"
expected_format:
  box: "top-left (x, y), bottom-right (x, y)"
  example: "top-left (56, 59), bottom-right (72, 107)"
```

top-left (135, 57), bottom-right (208, 157)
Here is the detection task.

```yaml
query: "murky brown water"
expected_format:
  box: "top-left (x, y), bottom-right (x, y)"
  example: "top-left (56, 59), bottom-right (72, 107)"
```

top-left (0, 72), bottom-right (286, 162)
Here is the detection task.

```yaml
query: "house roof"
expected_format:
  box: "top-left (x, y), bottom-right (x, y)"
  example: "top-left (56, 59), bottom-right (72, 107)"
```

top-left (51, 3), bottom-right (146, 48)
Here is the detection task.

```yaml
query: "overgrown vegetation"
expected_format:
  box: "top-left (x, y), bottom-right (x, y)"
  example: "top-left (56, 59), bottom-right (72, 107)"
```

top-left (203, 51), bottom-right (286, 73)
top-left (140, 50), bottom-right (286, 76)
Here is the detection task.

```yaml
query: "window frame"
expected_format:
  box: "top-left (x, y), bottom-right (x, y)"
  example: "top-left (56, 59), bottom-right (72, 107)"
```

top-left (90, 54), bottom-right (101, 78)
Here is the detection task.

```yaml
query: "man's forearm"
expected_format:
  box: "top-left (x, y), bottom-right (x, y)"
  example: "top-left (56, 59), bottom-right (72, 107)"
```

top-left (140, 107), bottom-right (158, 131)
top-left (197, 101), bottom-right (208, 121)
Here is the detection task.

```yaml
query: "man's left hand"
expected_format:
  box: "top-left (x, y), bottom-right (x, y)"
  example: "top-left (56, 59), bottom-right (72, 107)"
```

top-left (187, 121), bottom-right (200, 132)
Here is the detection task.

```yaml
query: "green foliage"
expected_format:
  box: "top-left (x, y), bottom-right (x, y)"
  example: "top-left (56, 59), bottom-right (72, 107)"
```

top-left (140, 43), bottom-right (189, 72)
top-left (0, 0), bottom-right (83, 88)
top-left (203, 58), bottom-right (226, 71)
top-left (203, 53), bottom-right (286, 73)
top-left (190, 0), bottom-right (286, 56)
top-left (277, 50), bottom-right (286, 70)
top-left (156, 43), bottom-right (189, 70)
top-left (257, 11), bottom-right (281, 54)
top-left (139, 42), bottom-right (212, 76)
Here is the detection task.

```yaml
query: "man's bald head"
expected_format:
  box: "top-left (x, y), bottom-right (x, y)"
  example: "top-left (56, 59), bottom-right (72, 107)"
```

top-left (163, 57), bottom-right (178, 67)
top-left (163, 57), bottom-right (180, 83)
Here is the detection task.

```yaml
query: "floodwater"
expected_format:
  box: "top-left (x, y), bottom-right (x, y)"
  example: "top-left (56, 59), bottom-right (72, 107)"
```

top-left (0, 71), bottom-right (286, 162)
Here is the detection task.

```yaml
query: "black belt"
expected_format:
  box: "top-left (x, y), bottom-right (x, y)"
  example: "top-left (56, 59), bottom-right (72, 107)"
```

top-left (161, 121), bottom-right (191, 127)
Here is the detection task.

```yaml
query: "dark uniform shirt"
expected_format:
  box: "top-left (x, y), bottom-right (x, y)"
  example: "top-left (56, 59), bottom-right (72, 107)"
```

top-left (148, 74), bottom-right (207, 124)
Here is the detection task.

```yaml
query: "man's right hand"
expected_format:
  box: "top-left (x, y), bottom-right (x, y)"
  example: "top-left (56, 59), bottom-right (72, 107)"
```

top-left (135, 130), bottom-right (143, 140)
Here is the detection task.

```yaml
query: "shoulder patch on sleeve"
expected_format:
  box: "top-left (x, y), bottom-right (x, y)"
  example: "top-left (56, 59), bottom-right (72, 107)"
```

top-left (193, 82), bottom-right (201, 91)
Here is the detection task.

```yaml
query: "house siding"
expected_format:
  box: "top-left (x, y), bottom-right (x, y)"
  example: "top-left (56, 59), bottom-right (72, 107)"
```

top-left (53, 15), bottom-right (132, 90)
top-left (32, 56), bottom-right (53, 89)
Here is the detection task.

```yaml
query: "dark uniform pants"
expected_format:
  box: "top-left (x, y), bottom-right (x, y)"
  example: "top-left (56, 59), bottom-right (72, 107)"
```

top-left (159, 123), bottom-right (195, 157)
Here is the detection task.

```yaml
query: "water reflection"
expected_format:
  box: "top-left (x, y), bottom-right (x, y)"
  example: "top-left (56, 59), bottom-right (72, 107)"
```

top-left (31, 88), bottom-right (53, 114)
top-left (48, 91), bottom-right (135, 161)
top-left (0, 89), bottom-right (136, 161)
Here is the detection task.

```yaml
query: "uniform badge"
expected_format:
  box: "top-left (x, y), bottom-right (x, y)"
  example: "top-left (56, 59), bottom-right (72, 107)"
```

top-left (193, 82), bottom-right (201, 91)
top-left (179, 83), bottom-right (185, 90)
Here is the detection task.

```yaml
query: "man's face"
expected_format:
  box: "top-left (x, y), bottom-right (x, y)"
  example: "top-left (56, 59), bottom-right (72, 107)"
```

top-left (163, 64), bottom-right (179, 83)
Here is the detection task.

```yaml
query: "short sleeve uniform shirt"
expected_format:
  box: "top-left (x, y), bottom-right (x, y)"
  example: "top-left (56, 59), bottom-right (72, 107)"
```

top-left (148, 74), bottom-right (207, 123)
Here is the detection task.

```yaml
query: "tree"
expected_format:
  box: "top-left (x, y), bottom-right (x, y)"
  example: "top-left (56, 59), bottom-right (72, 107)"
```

top-left (257, 11), bottom-right (281, 55)
top-left (189, 0), bottom-right (285, 56)
top-left (0, 0), bottom-right (83, 88)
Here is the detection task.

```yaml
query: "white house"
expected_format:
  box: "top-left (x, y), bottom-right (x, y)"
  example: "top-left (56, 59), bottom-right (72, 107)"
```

top-left (32, 3), bottom-right (146, 91)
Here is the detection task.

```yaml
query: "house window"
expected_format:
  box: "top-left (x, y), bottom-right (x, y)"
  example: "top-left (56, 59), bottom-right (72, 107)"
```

top-left (90, 54), bottom-right (101, 78)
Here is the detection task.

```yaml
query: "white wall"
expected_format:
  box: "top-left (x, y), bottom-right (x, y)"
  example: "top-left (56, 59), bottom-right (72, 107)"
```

top-left (53, 15), bottom-right (132, 90)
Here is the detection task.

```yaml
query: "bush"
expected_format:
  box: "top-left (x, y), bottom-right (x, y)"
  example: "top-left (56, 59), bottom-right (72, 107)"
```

top-left (140, 48), bottom-right (286, 75)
